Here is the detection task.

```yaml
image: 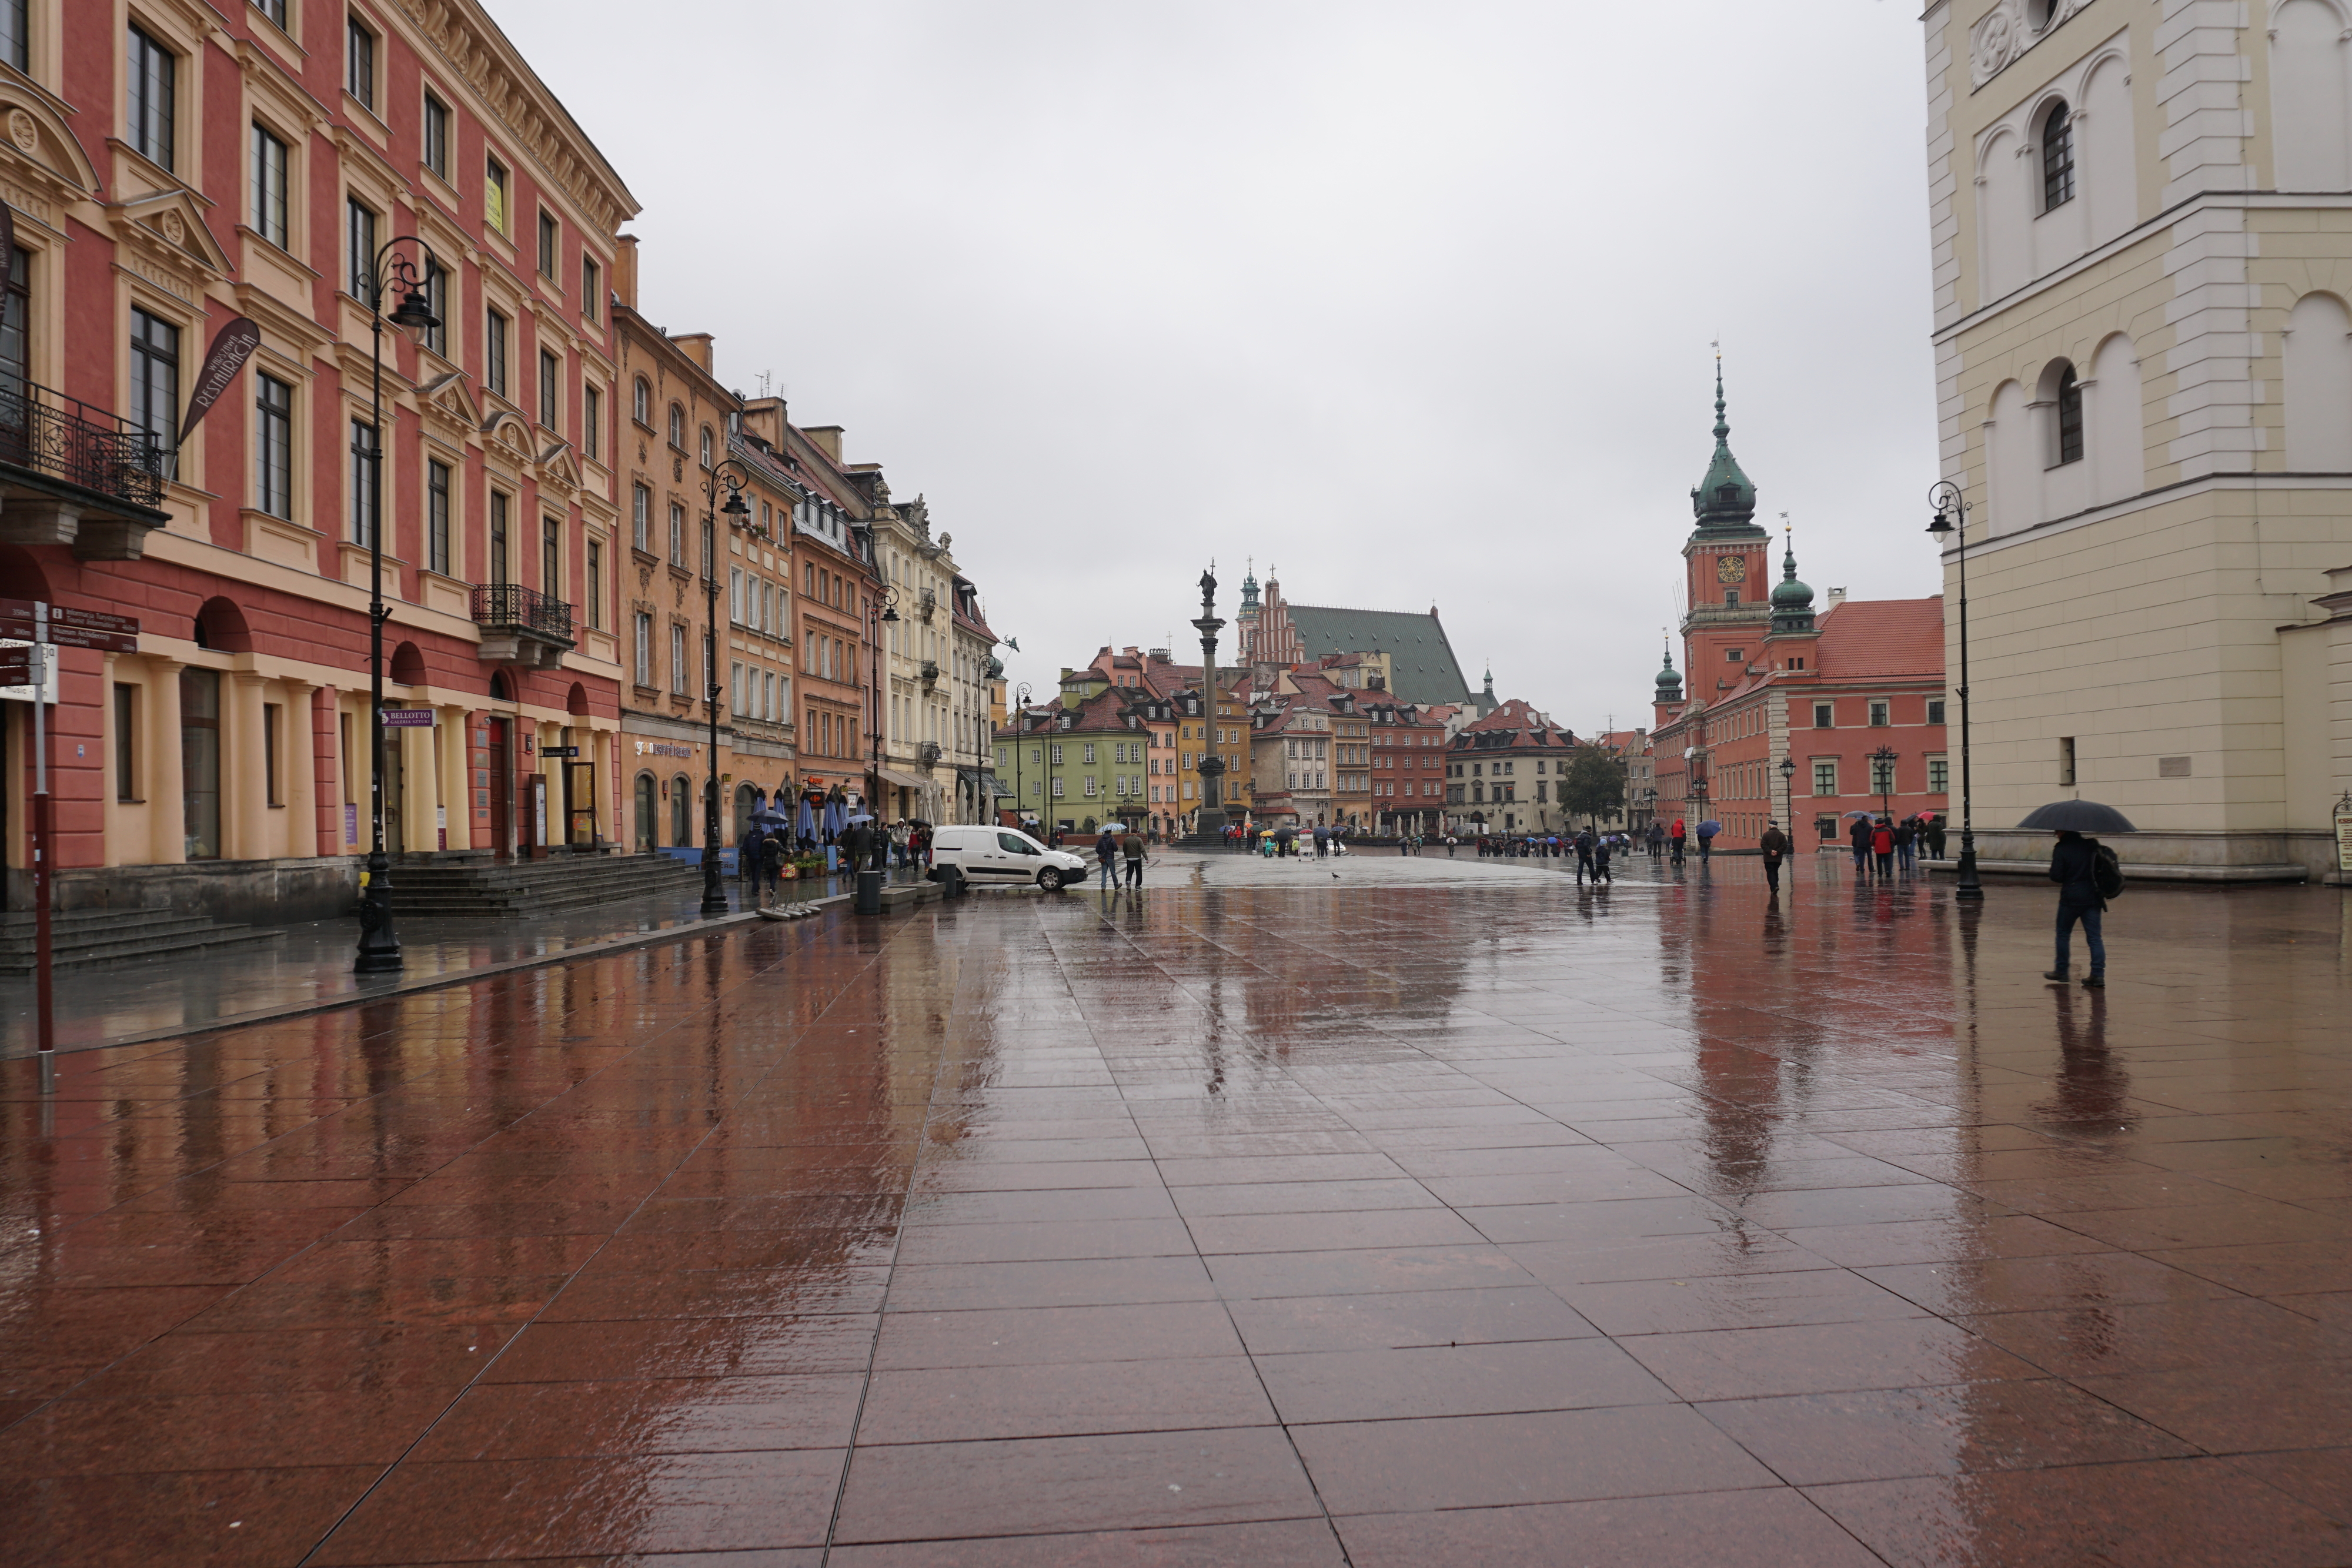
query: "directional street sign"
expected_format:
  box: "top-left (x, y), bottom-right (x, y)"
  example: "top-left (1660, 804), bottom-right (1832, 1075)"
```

top-left (0, 600), bottom-right (141, 654)
top-left (0, 599), bottom-right (139, 634)
top-left (0, 650), bottom-right (32, 685)
top-left (542, 745), bottom-right (580, 758)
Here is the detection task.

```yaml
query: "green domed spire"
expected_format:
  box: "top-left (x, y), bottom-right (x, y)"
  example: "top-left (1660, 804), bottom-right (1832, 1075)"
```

top-left (1655, 646), bottom-right (1682, 697)
top-left (1770, 524), bottom-right (1816, 632)
top-left (1690, 361), bottom-right (1760, 536)
top-left (1240, 557), bottom-right (1259, 613)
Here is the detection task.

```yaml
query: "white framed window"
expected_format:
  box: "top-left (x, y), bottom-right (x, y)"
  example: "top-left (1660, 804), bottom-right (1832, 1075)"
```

top-left (634, 611), bottom-right (652, 686)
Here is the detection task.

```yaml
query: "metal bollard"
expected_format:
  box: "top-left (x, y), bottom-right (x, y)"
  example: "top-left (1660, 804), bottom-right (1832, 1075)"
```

top-left (855, 868), bottom-right (884, 915)
top-left (940, 863), bottom-right (965, 899)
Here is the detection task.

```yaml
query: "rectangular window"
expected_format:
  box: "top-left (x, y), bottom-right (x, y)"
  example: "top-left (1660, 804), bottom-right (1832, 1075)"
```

top-left (421, 261), bottom-right (447, 357)
top-left (254, 373), bottom-right (293, 519)
top-left (581, 257), bottom-right (600, 323)
top-left (731, 661), bottom-right (743, 715)
top-left (1813, 760), bottom-right (1837, 797)
top-left (427, 459), bottom-right (450, 575)
top-left (1813, 702), bottom-right (1833, 728)
top-left (346, 198), bottom-right (377, 300)
top-left (1083, 743), bottom-right (1096, 764)
top-left (252, 125), bottom-right (289, 248)
top-left (1927, 699), bottom-right (1946, 726)
top-left (129, 307), bottom-right (181, 469)
top-left (0, 0), bottom-right (21, 68)
top-left (1051, 777), bottom-right (1064, 797)
top-left (263, 703), bottom-right (282, 805)
top-left (634, 611), bottom-right (653, 686)
top-left (485, 155), bottom-right (509, 233)
top-left (128, 26), bottom-right (175, 170)
top-left (632, 484), bottom-right (650, 551)
top-left (346, 16), bottom-right (375, 110)
top-left (585, 540), bottom-right (602, 629)
top-left (348, 419), bottom-right (377, 546)
top-left (1050, 744), bottom-right (1063, 765)
top-left (489, 490), bottom-right (509, 584)
top-left (422, 92), bottom-right (449, 179)
top-left (668, 503), bottom-right (684, 565)
top-left (485, 309), bottom-right (507, 396)
top-left (670, 624), bottom-right (687, 695)
top-left (1928, 757), bottom-right (1949, 794)
top-left (730, 567), bottom-right (743, 624)
top-left (539, 348), bottom-right (558, 429)
top-left (1868, 700), bottom-right (1890, 727)
top-left (113, 684), bottom-right (137, 801)
top-left (582, 384), bottom-right (600, 460)
top-left (700, 516), bottom-right (714, 580)
top-left (542, 516), bottom-right (560, 597)
top-left (2059, 736), bottom-right (2076, 787)
top-left (537, 209), bottom-right (558, 279)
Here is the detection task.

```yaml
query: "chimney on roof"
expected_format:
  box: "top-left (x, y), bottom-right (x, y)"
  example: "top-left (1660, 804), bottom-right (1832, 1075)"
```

top-left (674, 332), bottom-right (714, 372)
top-left (613, 234), bottom-right (640, 311)
top-left (804, 426), bottom-right (844, 462)
top-left (1827, 587), bottom-right (1847, 607)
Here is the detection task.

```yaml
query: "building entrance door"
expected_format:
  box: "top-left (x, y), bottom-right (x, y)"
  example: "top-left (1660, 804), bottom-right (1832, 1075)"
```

top-left (381, 722), bottom-right (405, 855)
top-left (568, 763), bottom-right (597, 845)
top-left (634, 773), bottom-right (654, 851)
top-left (487, 717), bottom-right (512, 858)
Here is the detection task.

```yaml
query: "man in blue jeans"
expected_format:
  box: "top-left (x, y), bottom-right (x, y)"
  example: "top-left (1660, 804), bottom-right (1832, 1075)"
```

top-left (2044, 829), bottom-right (2107, 988)
top-left (1096, 827), bottom-right (1120, 891)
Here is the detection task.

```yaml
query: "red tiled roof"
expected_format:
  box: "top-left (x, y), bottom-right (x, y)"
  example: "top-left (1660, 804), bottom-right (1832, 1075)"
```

top-left (1815, 597), bottom-right (1945, 680)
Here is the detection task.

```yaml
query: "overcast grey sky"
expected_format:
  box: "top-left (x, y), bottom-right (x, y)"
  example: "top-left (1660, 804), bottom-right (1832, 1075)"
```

top-left (495, 1), bottom-right (1939, 734)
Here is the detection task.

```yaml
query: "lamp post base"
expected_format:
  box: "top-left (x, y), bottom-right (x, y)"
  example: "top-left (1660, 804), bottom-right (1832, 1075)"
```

top-left (353, 852), bottom-right (404, 973)
top-left (1953, 830), bottom-right (1985, 901)
top-left (699, 847), bottom-right (729, 918)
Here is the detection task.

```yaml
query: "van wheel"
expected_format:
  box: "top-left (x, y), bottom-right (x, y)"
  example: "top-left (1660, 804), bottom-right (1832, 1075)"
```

top-left (1037, 868), bottom-right (1065, 892)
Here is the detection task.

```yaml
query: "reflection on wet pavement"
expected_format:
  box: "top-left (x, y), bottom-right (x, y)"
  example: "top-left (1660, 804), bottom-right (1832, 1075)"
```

top-left (2, 857), bottom-right (2347, 1564)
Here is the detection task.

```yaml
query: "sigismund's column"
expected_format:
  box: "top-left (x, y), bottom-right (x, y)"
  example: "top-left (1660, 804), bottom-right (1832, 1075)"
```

top-left (1190, 567), bottom-right (1228, 835)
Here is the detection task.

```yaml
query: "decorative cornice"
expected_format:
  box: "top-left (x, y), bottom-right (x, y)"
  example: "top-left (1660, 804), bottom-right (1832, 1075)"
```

top-left (1969, 0), bottom-right (2095, 90)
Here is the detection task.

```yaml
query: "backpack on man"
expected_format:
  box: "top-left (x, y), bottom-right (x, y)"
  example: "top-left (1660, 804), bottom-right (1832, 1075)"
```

top-left (2092, 842), bottom-right (2125, 901)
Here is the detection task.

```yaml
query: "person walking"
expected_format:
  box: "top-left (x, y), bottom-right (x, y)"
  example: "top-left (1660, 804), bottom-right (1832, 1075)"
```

top-left (1849, 814), bottom-right (1873, 877)
top-left (758, 828), bottom-right (787, 907)
top-left (1894, 817), bottom-right (1917, 877)
top-left (1573, 826), bottom-right (1595, 884)
top-left (1592, 830), bottom-right (1613, 885)
top-left (1926, 814), bottom-right (1948, 861)
top-left (1872, 817), bottom-right (1896, 880)
top-left (2044, 828), bottom-right (2109, 988)
top-left (1095, 825), bottom-right (1120, 891)
top-left (1122, 825), bottom-right (1146, 888)
top-left (1314, 825), bottom-right (1329, 858)
top-left (1759, 818), bottom-right (1789, 894)
top-left (1669, 817), bottom-right (1686, 865)
top-left (1696, 819), bottom-right (1716, 864)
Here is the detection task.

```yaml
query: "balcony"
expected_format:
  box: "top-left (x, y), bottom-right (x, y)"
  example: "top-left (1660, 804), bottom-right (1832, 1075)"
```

top-left (471, 581), bottom-right (575, 668)
top-left (0, 380), bottom-right (172, 560)
top-left (920, 658), bottom-right (939, 686)
top-left (917, 740), bottom-right (942, 770)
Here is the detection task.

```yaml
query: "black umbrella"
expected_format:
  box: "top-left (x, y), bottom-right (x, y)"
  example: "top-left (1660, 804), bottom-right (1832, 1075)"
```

top-left (2014, 800), bottom-right (2137, 834)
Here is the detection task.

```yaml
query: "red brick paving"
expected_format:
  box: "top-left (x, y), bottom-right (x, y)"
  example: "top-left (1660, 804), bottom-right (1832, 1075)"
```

top-left (1, 864), bottom-right (2348, 1563)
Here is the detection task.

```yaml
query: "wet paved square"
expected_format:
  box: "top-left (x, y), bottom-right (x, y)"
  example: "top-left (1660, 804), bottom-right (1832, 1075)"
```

top-left (2, 852), bottom-right (2348, 1564)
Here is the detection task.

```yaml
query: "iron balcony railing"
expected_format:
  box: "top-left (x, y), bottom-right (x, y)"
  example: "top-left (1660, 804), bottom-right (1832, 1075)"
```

top-left (920, 659), bottom-right (939, 684)
top-left (917, 741), bottom-right (942, 768)
top-left (0, 379), bottom-right (168, 510)
top-left (470, 581), bottom-right (574, 643)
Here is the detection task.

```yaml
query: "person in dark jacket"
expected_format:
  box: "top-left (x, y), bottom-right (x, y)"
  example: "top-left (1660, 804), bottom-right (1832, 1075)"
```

top-left (1894, 818), bottom-right (1917, 876)
top-left (1122, 827), bottom-right (1146, 888)
top-left (1591, 830), bottom-right (1613, 885)
top-left (1573, 827), bottom-right (1596, 884)
top-left (2046, 829), bottom-right (2106, 987)
top-left (1759, 820), bottom-right (1789, 893)
top-left (1849, 814), bottom-right (1873, 877)
top-left (1095, 828), bottom-right (1120, 890)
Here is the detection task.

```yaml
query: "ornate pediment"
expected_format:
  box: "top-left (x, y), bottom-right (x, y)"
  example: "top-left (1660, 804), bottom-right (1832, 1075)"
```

top-left (0, 80), bottom-right (97, 221)
top-left (109, 188), bottom-right (234, 276)
top-left (419, 370), bottom-right (483, 433)
top-left (537, 441), bottom-right (580, 493)
top-left (1969, 0), bottom-right (2096, 89)
top-left (482, 409), bottom-right (534, 456)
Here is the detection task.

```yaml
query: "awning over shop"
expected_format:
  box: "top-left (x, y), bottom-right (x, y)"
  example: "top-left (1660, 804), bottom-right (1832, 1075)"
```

top-left (875, 767), bottom-right (929, 791)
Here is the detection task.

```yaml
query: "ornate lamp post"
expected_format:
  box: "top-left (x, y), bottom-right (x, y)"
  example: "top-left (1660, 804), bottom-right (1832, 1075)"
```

top-left (1870, 744), bottom-right (1900, 821)
top-left (1926, 482), bottom-right (1983, 899)
top-left (1190, 567), bottom-right (1228, 835)
top-left (1778, 753), bottom-right (1796, 840)
top-left (699, 460), bottom-right (751, 916)
top-left (1010, 680), bottom-right (1033, 828)
top-left (354, 238), bottom-right (442, 975)
top-left (866, 585), bottom-right (900, 834)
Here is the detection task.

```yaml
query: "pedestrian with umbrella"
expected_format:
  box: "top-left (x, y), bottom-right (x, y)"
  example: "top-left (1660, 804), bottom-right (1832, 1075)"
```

top-left (1696, 818), bottom-right (1719, 865)
top-left (1095, 822), bottom-right (1121, 890)
top-left (2023, 800), bottom-right (2132, 988)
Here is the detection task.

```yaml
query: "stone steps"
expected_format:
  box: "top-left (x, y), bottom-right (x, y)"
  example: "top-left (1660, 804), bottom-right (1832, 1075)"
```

top-left (385, 852), bottom-right (707, 915)
top-left (0, 909), bottom-right (286, 974)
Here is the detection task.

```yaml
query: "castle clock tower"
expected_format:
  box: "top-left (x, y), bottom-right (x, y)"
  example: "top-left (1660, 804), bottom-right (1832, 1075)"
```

top-left (1679, 365), bottom-right (1772, 696)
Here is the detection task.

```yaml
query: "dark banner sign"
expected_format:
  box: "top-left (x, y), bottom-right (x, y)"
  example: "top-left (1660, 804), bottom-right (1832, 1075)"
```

top-left (179, 316), bottom-right (263, 443)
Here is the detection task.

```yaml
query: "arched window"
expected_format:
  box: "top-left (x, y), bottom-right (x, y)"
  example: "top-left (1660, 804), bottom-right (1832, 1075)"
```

top-left (633, 376), bottom-right (650, 424)
top-left (671, 773), bottom-right (691, 845)
top-left (2054, 364), bottom-right (2084, 464)
top-left (2041, 101), bottom-right (2074, 210)
top-left (699, 426), bottom-right (713, 469)
top-left (635, 773), bottom-right (656, 851)
top-left (667, 404), bottom-right (683, 449)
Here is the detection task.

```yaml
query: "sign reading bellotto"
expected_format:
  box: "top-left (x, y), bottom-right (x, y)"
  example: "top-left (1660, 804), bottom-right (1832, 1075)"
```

top-left (379, 708), bottom-right (435, 728)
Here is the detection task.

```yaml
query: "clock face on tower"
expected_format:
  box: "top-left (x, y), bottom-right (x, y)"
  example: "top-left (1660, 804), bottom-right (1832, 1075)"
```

top-left (1716, 554), bottom-right (1748, 585)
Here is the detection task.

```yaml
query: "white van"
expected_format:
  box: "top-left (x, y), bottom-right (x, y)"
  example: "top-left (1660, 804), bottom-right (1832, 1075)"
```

top-left (928, 825), bottom-right (1089, 891)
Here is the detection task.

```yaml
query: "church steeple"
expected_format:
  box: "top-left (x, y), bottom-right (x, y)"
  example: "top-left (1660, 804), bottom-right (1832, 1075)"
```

top-left (1239, 558), bottom-right (1259, 616)
top-left (1770, 519), bottom-right (1817, 634)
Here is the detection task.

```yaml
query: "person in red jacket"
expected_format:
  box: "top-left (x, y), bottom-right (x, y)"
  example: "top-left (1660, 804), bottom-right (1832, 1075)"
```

top-left (1669, 817), bottom-right (1687, 865)
top-left (1871, 818), bottom-right (1896, 880)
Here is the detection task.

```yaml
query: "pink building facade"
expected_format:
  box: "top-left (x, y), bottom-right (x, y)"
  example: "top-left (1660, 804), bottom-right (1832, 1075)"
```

top-left (0, 0), bottom-right (636, 919)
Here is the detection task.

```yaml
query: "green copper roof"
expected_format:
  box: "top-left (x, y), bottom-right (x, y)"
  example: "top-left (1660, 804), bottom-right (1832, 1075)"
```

top-left (1655, 647), bottom-right (1681, 692)
top-left (1690, 363), bottom-right (1761, 534)
top-left (1279, 603), bottom-right (1473, 706)
top-left (1770, 536), bottom-right (1813, 609)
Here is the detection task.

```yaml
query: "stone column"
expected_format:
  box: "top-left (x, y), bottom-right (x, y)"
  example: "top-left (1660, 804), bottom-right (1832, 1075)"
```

top-left (145, 657), bottom-right (185, 865)
top-left (315, 686), bottom-right (345, 855)
top-left (228, 673), bottom-right (269, 861)
top-left (400, 718), bottom-right (436, 857)
top-left (439, 704), bottom-right (469, 852)
top-left (282, 680), bottom-right (318, 858)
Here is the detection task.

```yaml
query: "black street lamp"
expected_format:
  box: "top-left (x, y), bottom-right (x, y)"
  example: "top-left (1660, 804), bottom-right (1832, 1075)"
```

top-left (1009, 680), bottom-right (1032, 828)
top-left (1926, 482), bottom-right (1983, 900)
top-left (867, 586), bottom-right (901, 836)
top-left (1870, 744), bottom-right (1899, 821)
top-left (354, 237), bottom-right (442, 975)
top-left (1778, 753), bottom-right (1796, 841)
top-left (699, 460), bottom-right (751, 917)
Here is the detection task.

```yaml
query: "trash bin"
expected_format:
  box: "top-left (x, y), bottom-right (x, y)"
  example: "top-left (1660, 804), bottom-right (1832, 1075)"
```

top-left (855, 867), bottom-right (884, 915)
top-left (937, 862), bottom-right (964, 899)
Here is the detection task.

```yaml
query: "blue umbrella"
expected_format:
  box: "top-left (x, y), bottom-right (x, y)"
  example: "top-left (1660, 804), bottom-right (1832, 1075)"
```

top-left (796, 799), bottom-right (817, 842)
top-left (824, 800), bottom-right (846, 837)
top-left (1696, 821), bottom-right (1721, 835)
